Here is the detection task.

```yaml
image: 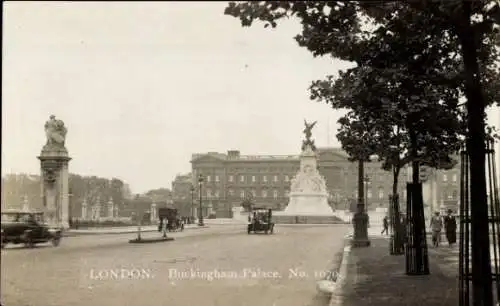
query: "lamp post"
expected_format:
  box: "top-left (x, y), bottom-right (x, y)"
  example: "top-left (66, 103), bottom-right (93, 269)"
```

top-left (198, 174), bottom-right (204, 226)
top-left (190, 185), bottom-right (195, 221)
top-left (364, 176), bottom-right (370, 209)
top-left (351, 159), bottom-right (371, 247)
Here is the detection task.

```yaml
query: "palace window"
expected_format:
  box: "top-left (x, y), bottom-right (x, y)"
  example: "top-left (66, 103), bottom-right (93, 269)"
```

top-left (273, 175), bottom-right (278, 182)
top-left (443, 174), bottom-right (448, 182)
top-left (240, 190), bottom-right (245, 199)
top-left (214, 190), bottom-right (219, 198)
top-left (252, 176), bottom-right (256, 183)
top-left (228, 189), bottom-right (234, 197)
top-left (240, 175), bottom-right (245, 182)
top-left (285, 175), bottom-right (290, 182)
top-left (273, 190), bottom-right (279, 199)
top-left (251, 190), bottom-right (256, 197)
top-left (452, 174), bottom-right (457, 182)
top-left (263, 175), bottom-right (267, 182)
top-left (448, 191), bottom-right (453, 199)
top-left (228, 175), bottom-right (233, 182)
top-left (367, 189), bottom-right (372, 199)
top-left (206, 189), bottom-right (212, 198)
top-left (215, 175), bottom-right (219, 182)
top-left (452, 190), bottom-right (458, 198)
top-left (378, 188), bottom-right (384, 199)
top-left (206, 175), bottom-right (211, 182)
top-left (262, 190), bottom-right (268, 198)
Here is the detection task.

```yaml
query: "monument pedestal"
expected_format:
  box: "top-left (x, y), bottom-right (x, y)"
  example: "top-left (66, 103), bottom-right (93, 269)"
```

top-left (277, 144), bottom-right (338, 224)
top-left (38, 145), bottom-right (71, 229)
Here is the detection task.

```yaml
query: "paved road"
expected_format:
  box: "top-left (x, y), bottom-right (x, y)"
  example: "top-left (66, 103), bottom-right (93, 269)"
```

top-left (1, 224), bottom-right (348, 306)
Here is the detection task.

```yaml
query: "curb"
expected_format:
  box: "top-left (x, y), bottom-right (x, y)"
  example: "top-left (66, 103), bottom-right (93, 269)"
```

top-left (63, 226), bottom-right (210, 237)
top-left (128, 237), bottom-right (175, 244)
top-left (329, 236), bottom-right (352, 306)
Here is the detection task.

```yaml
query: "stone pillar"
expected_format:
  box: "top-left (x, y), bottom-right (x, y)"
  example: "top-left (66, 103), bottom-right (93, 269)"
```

top-left (81, 199), bottom-right (88, 220)
top-left (22, 195), bottom-right (29, 212)
top-left (38, 147), bottom-right (71, 229)
top-left (107, 197), bottom-right (114, 218)
top-left (151, 202), bottom-right (157, 223)
top-left (95, 195), bottom-right (101, 221)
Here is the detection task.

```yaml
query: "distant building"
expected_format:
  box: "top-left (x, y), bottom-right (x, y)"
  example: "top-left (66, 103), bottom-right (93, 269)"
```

top-left (171, 173), bottom-right (194, 217)
top-left (191, 148), bottom-right (424, 217)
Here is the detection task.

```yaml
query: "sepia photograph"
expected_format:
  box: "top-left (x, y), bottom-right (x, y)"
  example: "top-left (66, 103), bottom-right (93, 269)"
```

top-left (2, 1), bottom-right (500, 306)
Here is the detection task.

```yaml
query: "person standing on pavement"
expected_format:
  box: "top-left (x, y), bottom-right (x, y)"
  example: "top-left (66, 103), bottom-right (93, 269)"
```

top-left (430, 211), bottom-right (443, 247)
top-left (381, 215), bottom-right (389, 235)
top-left (443, 209), bottom-right (457, 247)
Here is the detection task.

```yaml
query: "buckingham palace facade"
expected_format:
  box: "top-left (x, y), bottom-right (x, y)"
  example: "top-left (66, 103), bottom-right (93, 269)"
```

top-left (190, 148), bottom-right (425, 218)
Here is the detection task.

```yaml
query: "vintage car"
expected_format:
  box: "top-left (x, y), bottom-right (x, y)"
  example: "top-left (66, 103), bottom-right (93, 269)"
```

top-left (1, 210), bottom-right (63, 248)
top-left (247, 208), bottom-right (275, 234)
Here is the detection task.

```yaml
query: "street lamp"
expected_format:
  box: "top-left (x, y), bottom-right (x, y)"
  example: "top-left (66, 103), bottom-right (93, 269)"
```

top-left (198, 174), bottom-right (205, 226)
top-left (364, 175), bottom-right (370, 209)
top-left (190, 185), bottom-right (195, 221)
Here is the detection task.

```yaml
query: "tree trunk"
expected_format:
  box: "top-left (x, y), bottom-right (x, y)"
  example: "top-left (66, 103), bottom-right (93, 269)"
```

top-left (458, 2), bottom-right (492, 304)
top-left (391, 166), bottom-right (403, 254)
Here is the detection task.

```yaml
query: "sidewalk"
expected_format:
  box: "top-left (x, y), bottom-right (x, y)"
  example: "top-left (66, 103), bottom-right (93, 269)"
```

top-left (332, 236), bottom-right (458, 306)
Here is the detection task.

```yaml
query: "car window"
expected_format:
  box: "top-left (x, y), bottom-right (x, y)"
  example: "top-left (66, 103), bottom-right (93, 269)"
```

top-left (1, 214), bottom-right (18, 222)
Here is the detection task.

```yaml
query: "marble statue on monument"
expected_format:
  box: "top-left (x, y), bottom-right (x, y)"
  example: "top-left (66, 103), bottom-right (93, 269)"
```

top-left (38, 115), bottom-right (71, 229)
top-left (281, 120), bottom-right (334, 216)
top-left (302, 120), bottom-right (317, 152)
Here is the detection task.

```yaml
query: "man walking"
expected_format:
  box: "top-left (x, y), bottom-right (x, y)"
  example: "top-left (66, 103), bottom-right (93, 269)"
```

top-left (443, 209), bottom-right (457, 247)
top-left (381, 215), bottom-right (389, 235)
top-left (430, 211), bottom-right (443, 247)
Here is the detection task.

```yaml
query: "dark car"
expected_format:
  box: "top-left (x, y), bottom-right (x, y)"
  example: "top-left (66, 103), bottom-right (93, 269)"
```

top-left (1, 210), bottom-right (63, 248)
top-left (247, 208), bottom-right (275, 234)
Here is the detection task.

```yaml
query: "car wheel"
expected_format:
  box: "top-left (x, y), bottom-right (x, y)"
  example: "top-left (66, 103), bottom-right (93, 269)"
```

top-left (52, 237), bottom-right (61, 247)
top-left (23, 231), bottom-right (34, 248)
top-left (25, 238), bottom-right (35, 248)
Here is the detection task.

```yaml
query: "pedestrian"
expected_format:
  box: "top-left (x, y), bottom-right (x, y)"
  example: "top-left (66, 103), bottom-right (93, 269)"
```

top-left (430, 211), bottom-right (443, 247)
top-left (443, 209), bottom-right (457, 247)
top-left (381, 215), bottom-right (389, 235)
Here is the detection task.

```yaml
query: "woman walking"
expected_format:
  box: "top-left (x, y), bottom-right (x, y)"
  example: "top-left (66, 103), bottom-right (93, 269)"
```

top-left (443, 209), bottom-right (457, 247)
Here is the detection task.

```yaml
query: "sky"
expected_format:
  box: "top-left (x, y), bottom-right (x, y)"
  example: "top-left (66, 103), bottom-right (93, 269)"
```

top-left (2, 2), bottom-right (354, 194)
top-left (3, 2), bottom-right (499, 194)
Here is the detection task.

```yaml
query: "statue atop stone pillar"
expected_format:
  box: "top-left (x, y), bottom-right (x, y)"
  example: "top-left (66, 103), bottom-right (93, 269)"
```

top-left (302, 120), bottom-right (317, 152)
top-left (38, 115), bottom-right (71, 229)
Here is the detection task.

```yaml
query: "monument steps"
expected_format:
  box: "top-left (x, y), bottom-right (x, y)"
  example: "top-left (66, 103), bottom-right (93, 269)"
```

top-left (273, 215), bottom-right (346, 224)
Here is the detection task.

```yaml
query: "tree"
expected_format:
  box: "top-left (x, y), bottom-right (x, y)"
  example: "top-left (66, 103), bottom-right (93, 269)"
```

top-left (225, 1), bottom-right (499, 296)
top-left (145, 188), bottom-right (172, 202)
